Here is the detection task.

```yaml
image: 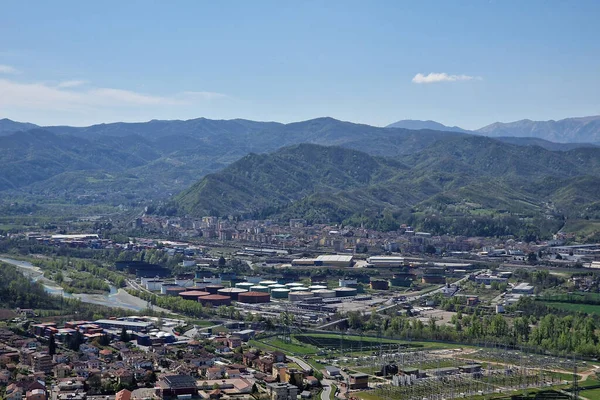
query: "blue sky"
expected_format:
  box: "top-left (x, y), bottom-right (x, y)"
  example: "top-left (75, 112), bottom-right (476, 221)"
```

top-left (1, 0), bottom-right (599, 129)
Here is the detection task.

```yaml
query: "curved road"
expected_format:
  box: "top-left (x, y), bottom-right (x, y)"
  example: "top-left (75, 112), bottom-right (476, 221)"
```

top-left (288, 356), bottom-right (336, 400)
top-left (321, 380), bottom-right (334, 400)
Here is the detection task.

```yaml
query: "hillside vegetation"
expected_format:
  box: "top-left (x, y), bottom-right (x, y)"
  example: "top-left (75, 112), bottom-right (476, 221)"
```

top-left (0, 118), bottom-right (463, 207)
top-left (173, 137), bottom-right (600, 238)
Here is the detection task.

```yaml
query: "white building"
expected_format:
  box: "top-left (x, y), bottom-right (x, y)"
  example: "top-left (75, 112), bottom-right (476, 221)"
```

top-left (338, 278), bottom-right (358, 287)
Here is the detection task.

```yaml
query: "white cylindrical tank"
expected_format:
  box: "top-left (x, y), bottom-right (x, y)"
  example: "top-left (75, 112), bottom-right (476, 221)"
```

top-left (288, 291), bottom-right (315, 302)
top-left (312, 289), bottom-right (336, 298)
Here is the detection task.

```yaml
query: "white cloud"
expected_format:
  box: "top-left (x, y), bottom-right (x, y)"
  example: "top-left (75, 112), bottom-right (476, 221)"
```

top-left (0, 78), bottom-right (226, 112)
top-left (412, 72), bottom-right (481, 84)
top-left (0, 64), bottom-right (19, 74)
top-left (56, 80), bottom-right (88, 88)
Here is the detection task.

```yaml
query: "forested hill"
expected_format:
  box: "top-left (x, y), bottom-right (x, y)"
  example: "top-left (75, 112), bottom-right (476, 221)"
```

top-left (173, 144), bottom-right (407, 217)
top-left (0, 117), bottom-right (464, 205)
top-left (2, 116), bottom-right (600, 216)
top-left (172, 137), bottom-right (600, 238)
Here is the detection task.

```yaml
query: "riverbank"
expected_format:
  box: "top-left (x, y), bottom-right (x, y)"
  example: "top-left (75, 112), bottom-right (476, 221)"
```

top-left (0, 256), bottom-right (171, 313)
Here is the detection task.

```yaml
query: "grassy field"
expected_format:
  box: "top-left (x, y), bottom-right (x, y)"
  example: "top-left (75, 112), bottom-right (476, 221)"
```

top-left (329, 383), bottom-right (337, 400)
top-left (354, 391), bottom-right (380, 400)
top-left (249, 337), bottom-right (320, 355)
top-left (582, 387), bottom-right (600, 400)
top-left (562, 219), bottom-right (600, 237)
top-left (580, 378), bottom-right (600, 388)
top-left (296, 333), bottom-right (471, 351)
top-left (542, 301), bottom-right (600, 316)
top-left (540, 292), bottom-right (600, 302)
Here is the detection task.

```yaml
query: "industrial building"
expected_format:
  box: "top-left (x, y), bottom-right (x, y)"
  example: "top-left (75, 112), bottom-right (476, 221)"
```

top-left (421, 268), bottom-right (446, 284)
top-left (291, 254), bottom-right (354, 268)
top-left (390, 271), bottom-right (414, 287)
top-left (367, 256), bottom-right (406, 268)
top-left (370, 279), bottom-right (390, 290)
top-left (512, 282), bottom-right (534, 295)
top-left (94, 319), bottom-right (154, 332)
top-left (347, 373), bottom-right (369, 390)
top-left (474, 274), bottom-right (508, 285)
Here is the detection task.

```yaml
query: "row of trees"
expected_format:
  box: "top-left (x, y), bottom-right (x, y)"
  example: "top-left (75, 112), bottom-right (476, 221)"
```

top-left (345, 297), bottom-right (600, 358)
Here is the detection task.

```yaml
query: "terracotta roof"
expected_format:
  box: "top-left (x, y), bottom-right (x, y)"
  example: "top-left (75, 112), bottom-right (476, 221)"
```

top-left (115, 389), bottom-right (132, 400)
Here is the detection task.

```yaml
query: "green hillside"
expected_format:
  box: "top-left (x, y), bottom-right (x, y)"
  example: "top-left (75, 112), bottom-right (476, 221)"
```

top-left (173, 137), bottom-right (600, 238)
top-left (0, 118), bottom-right (461, 207)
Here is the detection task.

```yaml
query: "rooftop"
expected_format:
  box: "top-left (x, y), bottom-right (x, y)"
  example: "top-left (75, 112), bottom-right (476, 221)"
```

top-left (161, 374), bottom-right (197, 389)
top-left (316, 255), bottom-right (353, 262)
top-left (94, 319), bottom-right (153, 328)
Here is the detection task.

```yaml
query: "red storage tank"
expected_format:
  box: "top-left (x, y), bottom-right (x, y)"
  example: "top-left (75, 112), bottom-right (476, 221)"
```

top-left (199, 295), bottom-right (231, 306)
top-left (237, 291), bottom-right (271, 304)
top-left (179, 290), bottom-right (210, 301)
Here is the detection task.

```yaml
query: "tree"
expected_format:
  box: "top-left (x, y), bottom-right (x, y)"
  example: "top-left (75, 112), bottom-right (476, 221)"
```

top-left (424, 245), bottom-right (437, 255)
top-left (347, 311), bottom-right (363, 329)
top-left (120, 327), bottom-right (130, 342)
top-left (355, 243), bottom-right (368, 253)
top-left (218, 256), bottom-right (226, 267)
top-left (48, 333), bottom-right (56, 356)
top-left (68, 330), bottom-right (83, 351)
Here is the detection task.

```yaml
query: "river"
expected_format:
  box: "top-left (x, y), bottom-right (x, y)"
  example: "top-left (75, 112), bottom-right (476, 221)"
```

top-left (0, 257), bottom-right (150, 312)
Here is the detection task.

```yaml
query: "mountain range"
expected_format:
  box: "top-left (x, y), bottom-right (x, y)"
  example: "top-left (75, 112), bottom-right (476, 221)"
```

top-left (172, 138), bottom-right (600, 238)
top-left (0, 117), bottom-right (470, 205)
top-left (4, 114), bottom-right (600, 143)
top-left (1, 114), bottom-right (600, 238)
top-left (386, 115), bottom-right (600, 143)
top-left (386, 119), bottom-right (470, 133)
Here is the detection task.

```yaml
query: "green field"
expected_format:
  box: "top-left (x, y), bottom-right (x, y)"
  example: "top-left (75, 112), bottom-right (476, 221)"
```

top-left (249, 337), bottom-right (320, 355)
top-left (295, 333), bottom-right (468, 351)
top-left (252, 333), bottom-right (472, 361)
top-left (540, 292), bottom-right (600, 303)
top-left (563, 219), bottom-right (600, 237)
top-left (329, 384), bottom-right (337, 400)
top-left (582, 388), bottom-right (600, 400)
top-left (543, 301), bottom-right (600, 316)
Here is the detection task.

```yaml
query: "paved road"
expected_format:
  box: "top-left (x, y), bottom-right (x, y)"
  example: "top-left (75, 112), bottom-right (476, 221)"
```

top-left (321, 379), bottom-right (334, 400)
top-left (288, 356), bottom-right (336, 400)
top-left (287, 356), bottom-right (313, 372)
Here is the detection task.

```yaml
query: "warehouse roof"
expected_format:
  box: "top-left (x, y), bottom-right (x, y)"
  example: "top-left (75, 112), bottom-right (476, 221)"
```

top-left (94, 319), bottom-right (153, 328)
top-left (316, 255), bottom-right (353, 262)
